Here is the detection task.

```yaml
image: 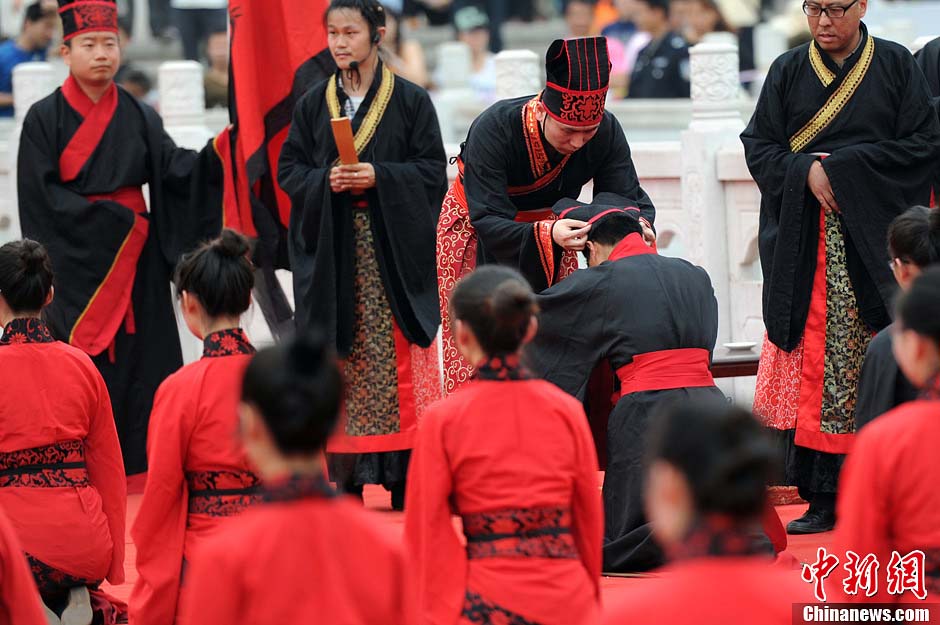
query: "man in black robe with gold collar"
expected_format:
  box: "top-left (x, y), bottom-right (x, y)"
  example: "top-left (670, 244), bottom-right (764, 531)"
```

top-left (437, 36), bottom-right (656, 395)
top-left (741, 0), bottom-right (940, 534)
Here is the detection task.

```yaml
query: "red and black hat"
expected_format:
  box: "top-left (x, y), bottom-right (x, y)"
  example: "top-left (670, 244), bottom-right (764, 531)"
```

top-left (58, 0), bottom-right (118, 42)
top-left (542, 37), bottom-right (611, 128)
top-left (552, 194), bottom-right (641, 224)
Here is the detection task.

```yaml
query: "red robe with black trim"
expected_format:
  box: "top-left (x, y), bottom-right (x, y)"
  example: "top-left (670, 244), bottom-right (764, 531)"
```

top-left (404, 365), bottom-right (603, 625)
top-left (0, 507), bottom-right (47, 625)
top-left (602, 557), bottom-right (814, 624)
top-left (834, 395), bottom-right (940, 603)
top-left (0, 318), bottom-right (126, 586)
top-left (130, 329), bottom-right (259, 625)
top-left (178, 477), bottom-right (408, 625)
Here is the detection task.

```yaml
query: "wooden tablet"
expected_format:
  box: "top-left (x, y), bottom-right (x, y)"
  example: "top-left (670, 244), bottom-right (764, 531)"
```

top-left (331, 117), bottom-right (359, 165)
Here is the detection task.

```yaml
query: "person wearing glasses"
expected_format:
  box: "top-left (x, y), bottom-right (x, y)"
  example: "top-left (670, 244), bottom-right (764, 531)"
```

top-left (740, 0), bottom-right (940, 535)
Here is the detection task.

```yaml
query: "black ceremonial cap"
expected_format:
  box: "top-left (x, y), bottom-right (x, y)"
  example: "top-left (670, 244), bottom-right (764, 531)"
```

top-left (552, 194), bottom-right (642, 224)
top-left (58, 0), bottom-right (118, 41)
top-left (542, 37), bottom-right (611, 127)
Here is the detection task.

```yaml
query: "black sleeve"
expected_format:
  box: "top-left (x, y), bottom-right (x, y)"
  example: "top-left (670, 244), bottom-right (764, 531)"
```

top-left (526, 269), bottom-right (612, 400)
top-left (740, 59), bottom-right (818, 222)
top-left (464, 115), bottom-right (544, 264)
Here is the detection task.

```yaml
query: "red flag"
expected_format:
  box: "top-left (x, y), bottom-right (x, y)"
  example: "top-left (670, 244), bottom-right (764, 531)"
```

top-left (222, 0), bottom-right (333, 251)
top-left (221, 0), bottom-right (334, 332)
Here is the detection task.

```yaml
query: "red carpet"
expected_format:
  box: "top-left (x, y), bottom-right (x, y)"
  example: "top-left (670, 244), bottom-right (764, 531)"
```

top-left (104, 475), bottom-right (831, 608)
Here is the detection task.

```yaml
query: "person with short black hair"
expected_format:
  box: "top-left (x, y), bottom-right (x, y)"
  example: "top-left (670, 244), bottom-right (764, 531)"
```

top-left (603, 403), bottom-right (814, 624)
top-left (179, 333), bottom-right (408, 625)
top-left (0, 239), bottom-right (126, 623)
top-left (0, 1), bottom-right (56, 116)
top-left (855, 206), bottom-right (940, 429)
top-left (741, 0), bottom-right (940, 536)
top-left (527, 196), bottom-right (730, 573)
top-left (130, 230), bottom-right (260, 625)
top-left (626, 0), bottom-right (691, 98)
top-left (405, 265), bottom-right (603, 625)
top-left (835, 266), bottom-right (940, 603)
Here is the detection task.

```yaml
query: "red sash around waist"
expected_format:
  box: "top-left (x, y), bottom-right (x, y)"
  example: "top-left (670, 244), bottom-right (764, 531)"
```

top-left (85, 186), bottom-right (148, 215)
top-left (69, 186), bottom-right (149, 358)
top-left (616, 348), bottom-right (715, 396)
top-left (461, 505), bottom-right (578, 560)
top-left (0, 440), bottom-right (90, 488)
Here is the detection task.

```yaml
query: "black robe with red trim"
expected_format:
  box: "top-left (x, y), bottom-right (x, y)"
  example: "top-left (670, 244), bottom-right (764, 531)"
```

top-left (17, 81), bottom-right (223, 474)
top-left (462, 95), bottom-right (655, 293)
top-left (740, 26), bottom-right (940, 352)
top-left (526, 234), bottom-right (723, 573)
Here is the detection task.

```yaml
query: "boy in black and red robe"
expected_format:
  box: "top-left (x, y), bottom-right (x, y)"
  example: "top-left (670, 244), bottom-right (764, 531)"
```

top-left (17, 0), bottom-right (222, 474)
top-left (526, 198), bottom-right (727, 573)
top-left (436, 37), bottom-right (656, 395)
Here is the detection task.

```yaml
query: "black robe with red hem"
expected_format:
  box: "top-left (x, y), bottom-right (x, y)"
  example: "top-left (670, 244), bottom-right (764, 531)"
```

top-left (17, 79), bottom-right (223, 474)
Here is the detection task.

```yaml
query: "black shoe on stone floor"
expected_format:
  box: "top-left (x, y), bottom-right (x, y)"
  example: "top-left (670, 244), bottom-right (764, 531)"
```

top-left (787, 509), bottom-right (836, 534)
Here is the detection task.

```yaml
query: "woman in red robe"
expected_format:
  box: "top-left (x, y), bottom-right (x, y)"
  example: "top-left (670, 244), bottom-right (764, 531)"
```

top-left (0, 240), bottom-right (126, 621)
top-left (130, 230), bottom-right (260, 625)
top-left (405, 266), bottom-right (603, 625)
top-left (603, 402), bottom-right (813, 624)
top-left (178, 334), bottom-right (408, 625)
top-left (835, 267), bottom-right (940, 603)
top-left (0, 507), bottom-right (48, 625)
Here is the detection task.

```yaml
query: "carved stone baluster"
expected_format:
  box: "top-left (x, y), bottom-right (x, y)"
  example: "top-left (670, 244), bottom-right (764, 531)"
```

top-left (6, 62), bottom-right (57, 241)
top-left (680, 37), bottom-right (744, 353)
top-left (494, 50), bottom-right (541, 101)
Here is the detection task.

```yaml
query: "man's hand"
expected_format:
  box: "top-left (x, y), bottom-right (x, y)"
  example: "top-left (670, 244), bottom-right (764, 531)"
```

top-left (552, 219), bottom-right (592, 251)
top-left (640, 218), bottom-right (656, 246)
top-left (807, 160), bottom-right (839, 214)
top-left (329, 163), bottom-right (376, 193)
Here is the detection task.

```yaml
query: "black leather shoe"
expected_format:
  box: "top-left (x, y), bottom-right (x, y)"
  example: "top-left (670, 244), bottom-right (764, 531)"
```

top-left (787, 509), bottom-right (836, 534)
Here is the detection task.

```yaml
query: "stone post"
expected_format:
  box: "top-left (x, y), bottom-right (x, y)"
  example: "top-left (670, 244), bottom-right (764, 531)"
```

top-left (494, 49), bottom-right (541, 101)
top-left (679, 36), bottom-right (743, 358)
top-left (158, 61), bottom-right (214, 149)
top-left (432, 41), bottom-right (474, 144)
top-left (13, 62), bottom-right (56, 125)
top-left (5, 62), bottom-right (57, 243)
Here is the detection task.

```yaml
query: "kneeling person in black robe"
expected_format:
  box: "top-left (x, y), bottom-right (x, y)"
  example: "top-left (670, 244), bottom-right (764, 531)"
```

top-left (527, 198), bottom-right (725, 573)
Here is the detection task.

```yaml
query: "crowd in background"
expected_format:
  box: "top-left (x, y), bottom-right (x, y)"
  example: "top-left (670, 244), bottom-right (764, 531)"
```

top-left (0, 0), bottom-right (831, 117)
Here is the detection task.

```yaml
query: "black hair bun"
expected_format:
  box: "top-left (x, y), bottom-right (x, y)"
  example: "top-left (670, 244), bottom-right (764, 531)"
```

top-left (216, 229), bottom-right (251, 260)
top-left (21, 240), bottom-right (46, 273)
